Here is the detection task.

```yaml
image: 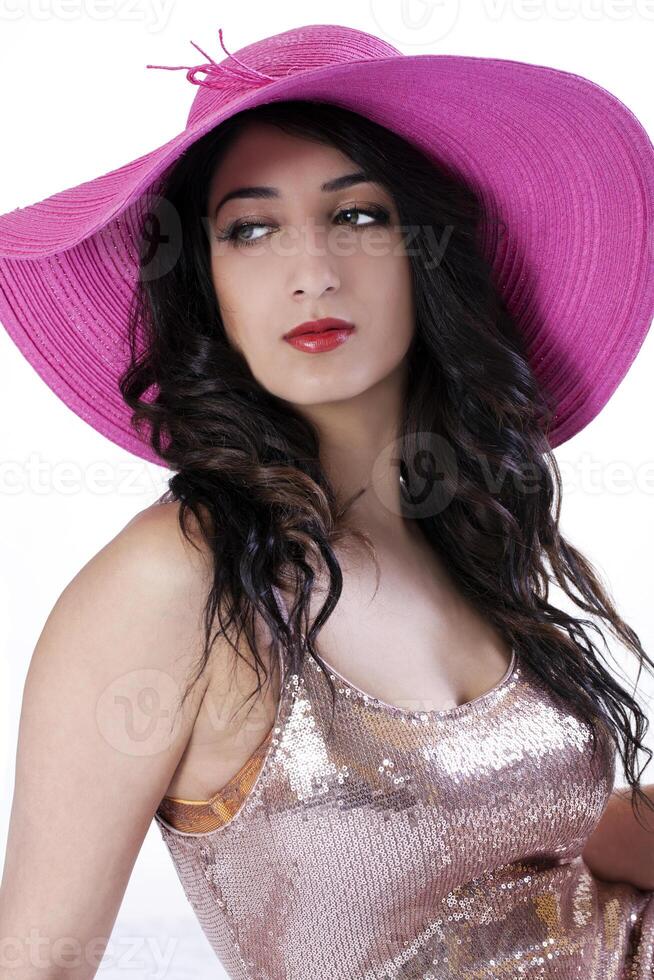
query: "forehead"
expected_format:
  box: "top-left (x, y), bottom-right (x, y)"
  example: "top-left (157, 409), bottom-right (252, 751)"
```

top-left (207, 120), bottom-right (355, 198)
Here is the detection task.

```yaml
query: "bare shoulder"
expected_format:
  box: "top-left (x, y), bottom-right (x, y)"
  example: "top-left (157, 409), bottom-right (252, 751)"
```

top-left (0, 499), bottom-right (219, 973)
top-left (114, 497), bottom-right (213, 585)
top-left (59, 498), bottom-right (214, 641)
top-left (114, 499), bottom-right (271, 712)
top-left (55, 496), bottom-right (219, 699)
top-left (24, 494), bottom-right (220, 762)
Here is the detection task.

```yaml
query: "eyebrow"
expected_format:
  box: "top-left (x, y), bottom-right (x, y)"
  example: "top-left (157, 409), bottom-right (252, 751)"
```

top-left (213, 171), bottom-right (372, 220)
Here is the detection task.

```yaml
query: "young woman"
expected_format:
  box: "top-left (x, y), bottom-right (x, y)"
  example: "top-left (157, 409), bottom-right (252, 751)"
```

top-left (1, 23), bottom-right (653, 979)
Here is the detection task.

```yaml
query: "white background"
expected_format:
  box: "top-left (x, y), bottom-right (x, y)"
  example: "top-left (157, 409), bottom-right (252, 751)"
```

top-left (0, 2), bottom-right (653, 978)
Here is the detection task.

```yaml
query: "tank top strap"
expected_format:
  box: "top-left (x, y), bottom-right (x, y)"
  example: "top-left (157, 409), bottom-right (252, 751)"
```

top-left (270, 583), bottom-right (288, 626)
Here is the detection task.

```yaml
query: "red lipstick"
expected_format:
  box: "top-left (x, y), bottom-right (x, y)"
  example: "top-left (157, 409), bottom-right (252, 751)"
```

top-left (283, 317), bottom-right (355, 354)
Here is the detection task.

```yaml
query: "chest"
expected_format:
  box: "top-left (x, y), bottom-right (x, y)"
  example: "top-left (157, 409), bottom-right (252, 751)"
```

top-left (164, 541), bottom-right (513, 802)
top-left (295, 554), bottom-right (514, 716)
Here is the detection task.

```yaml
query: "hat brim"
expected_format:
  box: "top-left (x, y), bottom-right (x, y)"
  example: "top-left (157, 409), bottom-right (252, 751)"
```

top-left (0, 53), bottom-right (652, 464)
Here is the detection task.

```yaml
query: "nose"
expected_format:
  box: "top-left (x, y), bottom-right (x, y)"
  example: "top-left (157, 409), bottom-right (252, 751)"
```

top-left (288, 223), bottom-right (342, 301)
top-left (290, 262), bottom-right (341, 302)
top-left (292, 280), bottom-right (338, 302)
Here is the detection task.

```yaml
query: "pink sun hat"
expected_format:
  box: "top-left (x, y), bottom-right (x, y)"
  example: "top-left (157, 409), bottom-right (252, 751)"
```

top-left (0, 22), bottom-right (652, 466)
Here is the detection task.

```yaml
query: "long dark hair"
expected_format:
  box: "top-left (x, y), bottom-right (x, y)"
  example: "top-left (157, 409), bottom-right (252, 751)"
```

top-left (119, 99), bottom-right (654, 824)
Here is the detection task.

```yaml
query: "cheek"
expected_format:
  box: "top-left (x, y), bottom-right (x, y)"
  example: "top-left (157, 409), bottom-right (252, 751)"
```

top-left (210, 256), bottom-right (268, 352)
top-left (354, 250), bottom-right (415, 347)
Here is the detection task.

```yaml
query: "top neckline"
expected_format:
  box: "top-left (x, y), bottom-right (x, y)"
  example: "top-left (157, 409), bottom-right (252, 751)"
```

top-left (161, 645), bottom-right (518, 810)
top-left (272, 585), bottom-right (519, 721)
top-left (308, 644), bottom-right (518, 720)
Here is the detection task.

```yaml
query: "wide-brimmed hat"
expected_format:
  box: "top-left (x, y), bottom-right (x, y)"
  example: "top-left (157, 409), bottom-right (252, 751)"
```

top-left (0, 23), bottom-right (652, 465)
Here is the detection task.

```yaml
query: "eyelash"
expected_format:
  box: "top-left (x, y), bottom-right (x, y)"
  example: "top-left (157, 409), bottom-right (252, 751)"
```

top-left (216, 205), bottom-right (391, 248)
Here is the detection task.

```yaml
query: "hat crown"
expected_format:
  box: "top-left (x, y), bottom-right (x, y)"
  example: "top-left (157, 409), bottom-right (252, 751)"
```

top-left (186, 24), bottom-right (401, 129)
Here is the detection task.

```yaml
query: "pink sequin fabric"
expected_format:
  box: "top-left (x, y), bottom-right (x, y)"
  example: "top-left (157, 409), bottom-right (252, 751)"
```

top-left (154, 586), bottom-right (654, 977)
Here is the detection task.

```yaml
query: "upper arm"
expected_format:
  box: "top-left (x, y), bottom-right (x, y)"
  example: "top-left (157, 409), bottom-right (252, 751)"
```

top-left (0, 501), bottom-right (216, 979)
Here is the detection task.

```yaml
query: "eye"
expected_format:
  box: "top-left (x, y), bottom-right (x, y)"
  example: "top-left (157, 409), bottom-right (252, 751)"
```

top-left (216, 204), bottom-right (391, 249)
top-left (333, 205), bottom-right (390, 229)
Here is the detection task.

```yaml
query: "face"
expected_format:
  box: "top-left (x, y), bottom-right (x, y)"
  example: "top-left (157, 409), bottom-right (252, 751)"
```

top-left (206, 120), bottom-right (415, 407)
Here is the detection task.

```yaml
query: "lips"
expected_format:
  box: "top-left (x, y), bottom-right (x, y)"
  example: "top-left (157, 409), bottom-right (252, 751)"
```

top-left (283, 317), bottom-right (355, 339)
top-left (283, 322), bottom-right (355, 354)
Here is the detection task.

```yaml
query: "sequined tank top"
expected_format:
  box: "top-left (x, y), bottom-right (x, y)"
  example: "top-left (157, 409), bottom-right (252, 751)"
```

top-left (154, 586), bottom-right (654, 978)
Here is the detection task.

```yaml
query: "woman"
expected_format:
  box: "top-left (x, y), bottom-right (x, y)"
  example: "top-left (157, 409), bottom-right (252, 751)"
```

top-left (0, 23), bottom-right (653, 979)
